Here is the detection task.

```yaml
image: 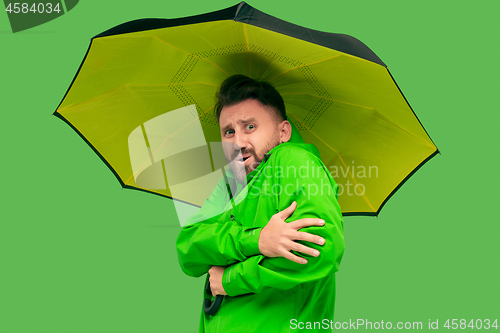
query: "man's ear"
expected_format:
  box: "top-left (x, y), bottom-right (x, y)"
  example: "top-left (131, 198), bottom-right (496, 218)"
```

top-left (279, 120), bottom-right (292, 143)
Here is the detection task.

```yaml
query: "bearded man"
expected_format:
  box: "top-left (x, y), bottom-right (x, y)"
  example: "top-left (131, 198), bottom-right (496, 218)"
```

top-left (176, 74), bottom-right (344, 333)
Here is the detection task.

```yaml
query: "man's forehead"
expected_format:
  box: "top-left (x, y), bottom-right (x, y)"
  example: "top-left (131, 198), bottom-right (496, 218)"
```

top-left (219, 100), bottom-right (275, 127)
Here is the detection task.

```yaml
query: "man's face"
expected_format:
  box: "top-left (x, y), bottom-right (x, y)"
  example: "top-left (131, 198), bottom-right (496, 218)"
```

top-left (219, 99), bottom-right (283, 184)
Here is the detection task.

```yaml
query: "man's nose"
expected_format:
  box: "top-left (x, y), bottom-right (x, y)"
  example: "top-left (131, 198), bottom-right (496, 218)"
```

top-left (233, 132), bottom-right (247, 152)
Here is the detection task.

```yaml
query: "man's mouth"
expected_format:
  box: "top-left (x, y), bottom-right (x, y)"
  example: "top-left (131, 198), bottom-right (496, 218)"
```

top-left (237, 155), bottom-right (251, 164)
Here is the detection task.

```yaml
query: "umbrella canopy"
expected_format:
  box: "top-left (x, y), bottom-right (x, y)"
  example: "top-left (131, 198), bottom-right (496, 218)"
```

top-left (54, 1), bottom-right (439, 216)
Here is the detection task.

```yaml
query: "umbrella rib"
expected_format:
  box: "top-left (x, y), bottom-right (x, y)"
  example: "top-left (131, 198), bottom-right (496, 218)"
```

top-left (282, 92), bottom-right (436, 150)
top-left (287, 112), bottom-right (377, 212)
top-left (154, 81), bottom-right (219, 87)
top-left (182, 24), bottom-right (240, 76)
top-left (150, 35), bottom-right (230, 77)
top-left (268, 55), bottom-right (342, 83)
top-left (58, 84), bottom-right (132, 112)
top-left (243, 24), bottom-right (251, 77)
top-left (58, 82), bottom-right (218, 112)
top-left (282, 92), bottom-right (373, 109)
top-left (243, 24), bottom-right (288, 81)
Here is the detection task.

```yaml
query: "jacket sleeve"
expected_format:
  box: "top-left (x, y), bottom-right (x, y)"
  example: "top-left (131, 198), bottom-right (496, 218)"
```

top-left (221, 148), bottom-right (345, 296)
top-left (175, 176), bottom-right (264, 278)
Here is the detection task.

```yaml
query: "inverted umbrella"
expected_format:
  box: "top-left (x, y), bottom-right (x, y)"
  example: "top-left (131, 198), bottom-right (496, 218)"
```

top-left (53, 1), bottom-right (439, 219)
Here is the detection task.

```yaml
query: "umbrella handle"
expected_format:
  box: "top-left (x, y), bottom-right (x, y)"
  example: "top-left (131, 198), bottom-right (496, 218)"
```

top-left (203, 278), bottom-right (224, 316)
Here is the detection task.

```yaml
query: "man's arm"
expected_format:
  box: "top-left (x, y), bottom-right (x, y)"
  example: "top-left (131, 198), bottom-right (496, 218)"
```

top-left (176, 194), bottom-right (326, 278)
top-left (176, 162), bottom-right (329, 278)
top-left (176, 218), bottom-right (263, 278)
top-left (220, 147), bottom-right (345, 296)
top-left (176, 177), bottom-right (264, 278)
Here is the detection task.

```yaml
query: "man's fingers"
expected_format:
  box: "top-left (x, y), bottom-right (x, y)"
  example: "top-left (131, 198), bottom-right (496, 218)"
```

top-left (293, 230), bottom-right (326, 246)
top-left (282, 250), bottom-right (308, 265)
top-left (277, 201), bottom-right (297, 219)
top-left (289, 218), bottom-right (325, 230)
top-left (290, 241), bottom-right (321, 257)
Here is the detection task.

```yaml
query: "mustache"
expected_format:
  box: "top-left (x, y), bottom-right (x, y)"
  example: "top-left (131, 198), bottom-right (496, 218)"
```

top-left (230, 149), bottom-right (254, 161)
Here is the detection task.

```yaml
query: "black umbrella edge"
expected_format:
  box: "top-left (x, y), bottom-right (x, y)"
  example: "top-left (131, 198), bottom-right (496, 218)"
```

top-left (123, 185), bottom-right (203, 208)
top-left (52, 108), bottom-right (125, 189)
top-left (371, 67), bottom-right (442, 217)
top-left (386, 68), bottom-right (441, 152)
top-left (235, 2), bottom-right (386, 66)
top-left (342, 149), bottom-right (440, 218)
top-left (90, 1), bottom-right (385, 66)
top-left (52, 39), bottom-right (92, 117)
top-left (375, 148), bottom-right (440, 217)
top-left (342, 66), bottom-right (441, 218)
top-left (52, 110), bottom-right (203, 209)
top-left (92, 3), bottom-right (241, 39)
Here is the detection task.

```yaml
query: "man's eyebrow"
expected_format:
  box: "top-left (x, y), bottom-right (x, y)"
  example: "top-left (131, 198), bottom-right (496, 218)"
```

top-left (221, 117), bottom-right (258, 133)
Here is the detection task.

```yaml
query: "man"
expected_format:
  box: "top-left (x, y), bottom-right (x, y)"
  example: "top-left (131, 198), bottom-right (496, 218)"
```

top-left (176, 75), bottom-right (344, 332)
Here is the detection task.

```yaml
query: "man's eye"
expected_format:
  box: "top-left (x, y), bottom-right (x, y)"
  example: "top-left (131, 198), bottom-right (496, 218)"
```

top-left (246, 124), bottom-right (255, 130)
top-left (225, 129), bottom-right (235, 135)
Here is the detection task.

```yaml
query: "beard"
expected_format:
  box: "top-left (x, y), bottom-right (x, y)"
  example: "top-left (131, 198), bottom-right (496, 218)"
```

top-left (227, 132), bottom-right (282, 186)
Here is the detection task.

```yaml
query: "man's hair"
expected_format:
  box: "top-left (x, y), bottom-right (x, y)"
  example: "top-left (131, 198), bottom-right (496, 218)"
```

top-left (214, 75), bottom-right (287, 124)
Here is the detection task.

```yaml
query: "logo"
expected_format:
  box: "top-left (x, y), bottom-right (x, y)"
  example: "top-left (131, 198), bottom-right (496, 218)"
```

top-left (3, 0), bottom-right (79, 33)
top-left (128, 105), bottom-right (248, 227)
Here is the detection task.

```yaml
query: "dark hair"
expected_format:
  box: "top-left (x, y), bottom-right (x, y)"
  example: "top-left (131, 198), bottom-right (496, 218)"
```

top-left (214, 75), bottom-right (287, 123)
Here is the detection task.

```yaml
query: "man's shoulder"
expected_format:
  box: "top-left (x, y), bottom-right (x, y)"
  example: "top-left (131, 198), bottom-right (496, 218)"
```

top-left (269, 142), bottom-right (321, 166)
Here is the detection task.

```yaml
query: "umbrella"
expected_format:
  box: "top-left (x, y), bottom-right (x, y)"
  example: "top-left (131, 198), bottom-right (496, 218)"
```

top-left (53, 1), bottom-right (439, 219)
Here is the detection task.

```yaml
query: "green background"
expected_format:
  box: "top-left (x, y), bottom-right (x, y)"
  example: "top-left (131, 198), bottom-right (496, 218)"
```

top-left (1, 0), bottom-right (498, 331)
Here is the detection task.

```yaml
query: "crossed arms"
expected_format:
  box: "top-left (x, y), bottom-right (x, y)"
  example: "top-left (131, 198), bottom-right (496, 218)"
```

top-left (175, 147), bottom-right (345, 297)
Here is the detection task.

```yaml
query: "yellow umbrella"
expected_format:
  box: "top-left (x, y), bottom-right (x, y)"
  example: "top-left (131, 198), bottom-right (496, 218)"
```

top-left (53, 1), bottom-right (439, 216)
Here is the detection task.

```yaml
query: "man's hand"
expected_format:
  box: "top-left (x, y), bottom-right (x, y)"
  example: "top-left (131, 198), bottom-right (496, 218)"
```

top-left (208, 266), bottom-right (227, 297)
top-left (259, 201), bottom-right (326, 264)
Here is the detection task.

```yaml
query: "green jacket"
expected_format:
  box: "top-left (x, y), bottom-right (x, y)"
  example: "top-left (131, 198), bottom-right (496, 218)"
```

top-left (176, 125), bottom-right (344, 332)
